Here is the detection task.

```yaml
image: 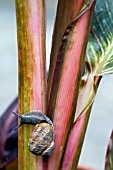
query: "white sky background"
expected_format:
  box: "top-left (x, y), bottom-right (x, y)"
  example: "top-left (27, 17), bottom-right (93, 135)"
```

top-left (0, 0), bottom-right (113, 169)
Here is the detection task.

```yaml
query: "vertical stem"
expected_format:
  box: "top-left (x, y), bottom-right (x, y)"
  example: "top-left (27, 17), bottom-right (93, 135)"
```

top-left (16, 0), bottom-right (46, 170)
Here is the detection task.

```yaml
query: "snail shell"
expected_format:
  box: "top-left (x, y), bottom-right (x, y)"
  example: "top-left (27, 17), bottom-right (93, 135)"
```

top-left (28, 122), bottom-right (54, 155)
top-left (13, 110), bottom-right (54, 156)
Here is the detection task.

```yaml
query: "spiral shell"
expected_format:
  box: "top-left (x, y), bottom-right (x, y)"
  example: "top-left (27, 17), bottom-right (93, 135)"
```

top-left (28, 122), bottom-right (54, 155)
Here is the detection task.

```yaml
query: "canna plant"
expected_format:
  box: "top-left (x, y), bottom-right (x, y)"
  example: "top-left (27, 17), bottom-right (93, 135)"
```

top-left (0, 0), bottom-right (113, 170)
top-left (16, 0), bottom-right (96, 169)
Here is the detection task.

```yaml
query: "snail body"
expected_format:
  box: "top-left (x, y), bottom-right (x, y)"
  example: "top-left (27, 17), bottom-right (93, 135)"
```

top-left (13, 110), bottom-right (54, 156)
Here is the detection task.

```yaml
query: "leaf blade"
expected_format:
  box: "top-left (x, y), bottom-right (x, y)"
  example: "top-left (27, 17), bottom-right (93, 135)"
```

top-left (62, 0), bottom-right (113, 169)
top-left (47, 0), bottom-right (88, 104)
top-left (75, 0), bottom-right (113, 120)
top-left (46, 1), bottom-right (95, 169)
top-left (86, 0), bottom-right (113, 76)
top-left (62, 108), bottom-right (91, 170)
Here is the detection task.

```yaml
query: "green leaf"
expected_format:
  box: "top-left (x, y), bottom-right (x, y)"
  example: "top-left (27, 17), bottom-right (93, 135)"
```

top-left (75, 0), bottom-right (113, 119)
top-left (86, 0), bottom-right (113, 76)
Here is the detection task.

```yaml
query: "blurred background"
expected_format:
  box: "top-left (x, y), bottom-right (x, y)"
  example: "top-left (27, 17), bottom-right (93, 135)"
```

top-left (0, 0), bottom-right (113, 169)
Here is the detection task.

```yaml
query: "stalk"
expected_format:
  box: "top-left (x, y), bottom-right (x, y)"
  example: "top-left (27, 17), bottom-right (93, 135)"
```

top-left (16, 0), bottom-right (46, 169)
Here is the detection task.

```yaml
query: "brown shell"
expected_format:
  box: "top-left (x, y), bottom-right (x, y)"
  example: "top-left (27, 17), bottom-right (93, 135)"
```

top-left (28, 122), bottom-right (54, 155)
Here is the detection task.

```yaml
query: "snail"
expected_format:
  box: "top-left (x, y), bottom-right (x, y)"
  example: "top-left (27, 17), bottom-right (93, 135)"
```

top-left (13, 110), bottom-right (54, 156)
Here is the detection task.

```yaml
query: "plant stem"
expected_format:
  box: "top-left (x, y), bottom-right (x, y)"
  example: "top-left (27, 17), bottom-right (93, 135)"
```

top-left (16, 0), bottom-right (46, 169)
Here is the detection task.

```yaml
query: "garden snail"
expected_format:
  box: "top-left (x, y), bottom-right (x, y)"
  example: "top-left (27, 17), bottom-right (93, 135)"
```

top-left (13, 110), bottom-right (54, 156)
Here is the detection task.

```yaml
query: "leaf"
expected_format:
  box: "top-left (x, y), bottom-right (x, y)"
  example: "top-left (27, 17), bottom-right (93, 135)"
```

top-left (0, 98), bottom-right (18, 169)
top-left (75, 0), bottom-right (113, 120)
top-left (62, 0), bottom-right (113, 169)
top-left (62, 109), bottom-right (91, 170)
top-left (105, 130), bottom-right (113, 170)
top-left (47, 0), bottom-right (95, 103)
top-left (86, 0), bottom-right (113, 76)
top-left (46, 1), bottom-right (95, 170)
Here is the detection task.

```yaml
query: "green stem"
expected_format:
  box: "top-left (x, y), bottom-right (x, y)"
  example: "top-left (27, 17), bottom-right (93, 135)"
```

top-left (16, 0), bottom-right (46, 169)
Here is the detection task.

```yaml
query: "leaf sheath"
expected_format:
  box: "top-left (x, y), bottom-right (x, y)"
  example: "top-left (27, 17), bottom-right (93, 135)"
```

top-left (46, 1), bottom-right (95, 170)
